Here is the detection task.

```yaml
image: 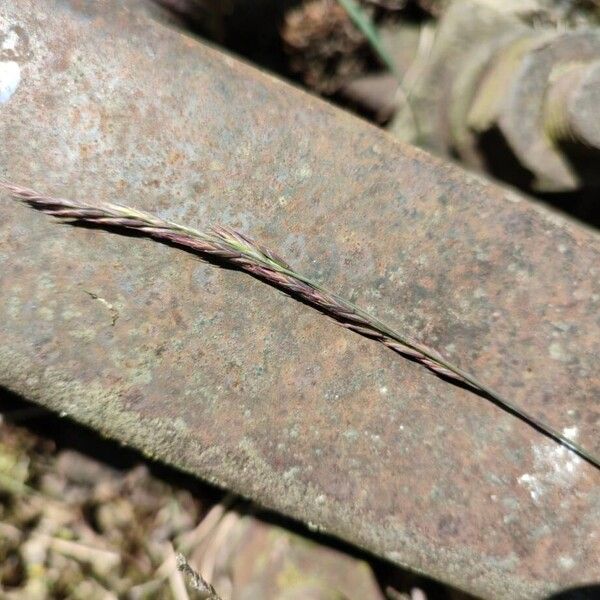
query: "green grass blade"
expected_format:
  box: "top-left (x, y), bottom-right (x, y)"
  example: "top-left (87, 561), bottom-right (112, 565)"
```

top-left (336, 0), bottom-right (398, 75)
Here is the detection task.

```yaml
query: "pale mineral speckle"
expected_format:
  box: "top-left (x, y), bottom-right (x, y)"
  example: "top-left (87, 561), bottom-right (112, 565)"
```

top-left (517, 473), bottom-right (543, 503)
top-left (129, 368), bottom-right (153, 386)
top-left (518, 426), bottom-right (582, 504)
top-left (283, 466), bottom-right (301, 480)
top-left (558, 555), bottom-right (575, 570)
top-left (503, 189), bottom-right (522, 204)
top-left (538, 427), bottom-right (582, 482)
top-left (0, 61), bottom-right (21, 104)
top-left (459, 297), bottom-right (472, 311)
top-left (379, 385), bottom-right (388, 395)
top-left (306, 520), bottom-right (326, 533)
top-left (283, 467), bottom-right (301, 481)
top-left (549, 341), bottom-right (569, 362)
top-left (2, 28), bottom-right (20, 51)
top-left (343, 428), bottom-right (359, 440)
top-left (297, 164), bottom-right (312, 179)
top-left (173, 417), bottom-right (187, 432)
top-left (36, 273), bottom-right (56, 292)
top-left (386, 266), bottom-right (405, 283)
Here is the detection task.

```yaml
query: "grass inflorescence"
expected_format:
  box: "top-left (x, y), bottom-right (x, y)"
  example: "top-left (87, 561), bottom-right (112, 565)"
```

top-left (2, 180), bottom-right (598, 471)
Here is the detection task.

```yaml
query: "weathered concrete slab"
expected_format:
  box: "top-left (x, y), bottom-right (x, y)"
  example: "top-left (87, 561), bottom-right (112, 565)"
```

top-left (1, 2), bottom-right (599, 597)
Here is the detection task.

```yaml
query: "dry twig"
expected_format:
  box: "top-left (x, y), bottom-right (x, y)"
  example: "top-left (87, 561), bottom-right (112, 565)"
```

top-left (176, 553), bottom-right (222, 600)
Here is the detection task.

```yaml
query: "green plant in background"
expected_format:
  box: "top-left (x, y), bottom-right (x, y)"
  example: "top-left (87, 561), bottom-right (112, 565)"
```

top-left (336, 0), bottom-right (398, 74)
top-left (335, 0), bottom-right (421, 140)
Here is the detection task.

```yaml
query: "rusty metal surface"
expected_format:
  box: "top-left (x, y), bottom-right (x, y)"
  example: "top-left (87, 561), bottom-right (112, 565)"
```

top-left (1, 1), bottom-right (599, 597)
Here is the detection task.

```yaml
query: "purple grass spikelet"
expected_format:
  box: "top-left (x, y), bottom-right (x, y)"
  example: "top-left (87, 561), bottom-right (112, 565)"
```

top-left (2, 180), bottom-right (598, 471)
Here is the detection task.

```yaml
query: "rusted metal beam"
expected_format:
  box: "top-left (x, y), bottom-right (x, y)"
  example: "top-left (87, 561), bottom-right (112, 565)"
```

top-left (1, 1), bottom-right (599, 598)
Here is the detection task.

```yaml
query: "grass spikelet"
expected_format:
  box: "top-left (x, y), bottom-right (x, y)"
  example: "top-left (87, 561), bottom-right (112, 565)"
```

top-left (2, 180), bottom-right (598, 471)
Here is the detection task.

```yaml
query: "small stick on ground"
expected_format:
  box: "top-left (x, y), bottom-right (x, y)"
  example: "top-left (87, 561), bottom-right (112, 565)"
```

top-left (176, 553), bottom-right (222, 600)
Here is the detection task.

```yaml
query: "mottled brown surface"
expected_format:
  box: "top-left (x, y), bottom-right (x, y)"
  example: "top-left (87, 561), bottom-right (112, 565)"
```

top-left (1, 2), bottom-right (599, 598)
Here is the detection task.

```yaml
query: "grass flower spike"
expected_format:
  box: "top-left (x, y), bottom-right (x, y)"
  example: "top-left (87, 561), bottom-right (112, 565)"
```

top-left (2, 180), bottom-right (598, 471)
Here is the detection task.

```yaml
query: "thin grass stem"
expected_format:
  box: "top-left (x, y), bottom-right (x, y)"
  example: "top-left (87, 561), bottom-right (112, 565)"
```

top-left (2, 180), bottom-right (598, 471)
